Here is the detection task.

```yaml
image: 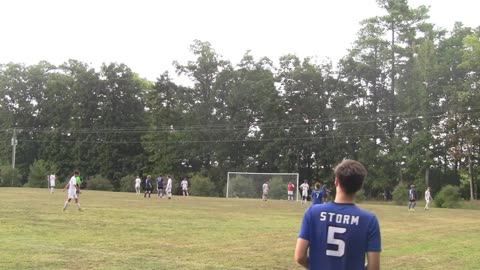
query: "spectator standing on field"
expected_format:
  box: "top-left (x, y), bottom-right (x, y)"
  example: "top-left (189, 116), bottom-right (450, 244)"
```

top-left (181, 178), bottom-right (189, 196)
top-left (287, 181), bottom-right (295, 201)
top-left (135, 176), bottom-right (141, 195)
top-left (295, 159), bottom-right (381, 270)
top-left (408, 184), bottom-right (417, 211)
top-left (166, 176), bottom-right (173, 199)
top-left (299, 180), bottom-right (310, 205)
top-left (144, 175), bottom-right (152, 198)
top-left (424, 187), bottom-right (433, 210)
top-left (157, 175), bottom-right (164, 198)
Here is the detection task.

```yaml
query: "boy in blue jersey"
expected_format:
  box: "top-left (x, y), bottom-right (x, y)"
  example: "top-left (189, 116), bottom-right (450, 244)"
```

top-left (408, 185), bottom-right (417, 211)
top-left (311, 183), bottom-right (323, 205)
top-left (321, 182), bottom-right (331, 203)
top-left (295, 159), bottom-right (381, 270)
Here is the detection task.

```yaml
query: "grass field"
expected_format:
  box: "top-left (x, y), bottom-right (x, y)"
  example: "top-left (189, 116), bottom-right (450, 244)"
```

top-left (1, 188), bottom-right (479, 270)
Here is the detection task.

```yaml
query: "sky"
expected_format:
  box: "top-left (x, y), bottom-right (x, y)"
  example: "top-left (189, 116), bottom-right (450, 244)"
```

top-left (0, 0), bottom-right (479, 84)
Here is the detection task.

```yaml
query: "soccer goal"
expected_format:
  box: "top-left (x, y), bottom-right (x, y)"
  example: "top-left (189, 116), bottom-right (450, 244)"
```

top-left (226, 172), bottom-right (299, 201)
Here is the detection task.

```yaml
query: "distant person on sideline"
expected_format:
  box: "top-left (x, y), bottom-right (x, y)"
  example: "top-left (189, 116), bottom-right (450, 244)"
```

top-left (157, 175), bottom-right (164, 198)
top-left (424, 187), bottom-right (433, 210)
top-left (311, 182), bottom-right (322, 205)
top-left (144, 175), bottom-right (152, 198)
top-left (295, 159), bottom-right (381, 270)
top-left (262, 180), bottom-right (269, 201)
top-left (166, 176), bottom-right (173, 199)
top-left (48, 173), bottom-right (56, 194)
top-left (135, 176), bottom-right (141, 195)
top-left (287, 181), bottom-right (295, 201)
top-left (408, 184), bottom-right (417, 211)
top-left (181, 177), bottom-right (189, 196)
top-left (62, 170), bottom-right (83, 212)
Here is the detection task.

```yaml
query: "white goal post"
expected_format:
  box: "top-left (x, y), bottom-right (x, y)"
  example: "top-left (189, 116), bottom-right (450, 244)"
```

top-left (226, 172), bottom-right (300, 201)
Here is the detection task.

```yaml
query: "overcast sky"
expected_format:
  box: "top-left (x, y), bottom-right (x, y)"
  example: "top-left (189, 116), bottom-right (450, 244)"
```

top-left (0, 0), bottom-right (478, 84)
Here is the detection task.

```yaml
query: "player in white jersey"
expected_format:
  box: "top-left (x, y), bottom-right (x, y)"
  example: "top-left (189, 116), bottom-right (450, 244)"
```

top-left (181, 178), bottom-right (189, 196)
top-left (299, 180), bottom-right (310, 204)
top-left (48, 173), bottom-right (56, 193)
top-left (262, 180), bottom-right (270, 201)
top-left (424, 187), bottom-right (433, 210)
top-left (166, 176), bottom-right (173, 199)
top-left (62, 170), bottom-right (83, 211)
top-left (134, 176), bottom-right (141, 195)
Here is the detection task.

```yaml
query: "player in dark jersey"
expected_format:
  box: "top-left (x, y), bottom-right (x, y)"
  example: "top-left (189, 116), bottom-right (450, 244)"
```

top-left (144, 175), bottom-right (152, 198)
top-left (408, 184), bottom-right (417, 211)
top-left (295, 159), bottom-right (381, 270)
top-left (311, 182), bottom-right (323, 205)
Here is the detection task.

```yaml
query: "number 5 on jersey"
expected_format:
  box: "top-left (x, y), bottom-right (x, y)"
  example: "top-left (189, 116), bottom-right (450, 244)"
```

top-left (326, 226), bottom-right (346, 257)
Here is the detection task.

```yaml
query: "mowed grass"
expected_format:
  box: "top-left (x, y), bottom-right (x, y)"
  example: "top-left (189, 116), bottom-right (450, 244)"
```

top-left (1, 188), bottom-right (479, 270)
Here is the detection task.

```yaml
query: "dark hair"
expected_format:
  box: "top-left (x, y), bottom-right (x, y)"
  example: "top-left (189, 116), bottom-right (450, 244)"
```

top-left (74, 170), bottom-right (80, 175)
top-left (334, 159), bottom-right (367, 195)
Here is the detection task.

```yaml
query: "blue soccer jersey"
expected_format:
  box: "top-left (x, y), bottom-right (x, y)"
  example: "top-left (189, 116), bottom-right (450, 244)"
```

top-left (298, 202), bottom-right (381, 270)
top-left (311, 190), bottom-right (323, 205)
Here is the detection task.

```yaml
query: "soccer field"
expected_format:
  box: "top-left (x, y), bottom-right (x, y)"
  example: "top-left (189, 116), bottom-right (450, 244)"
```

top-left (1, 188), bottom-right (479, 270)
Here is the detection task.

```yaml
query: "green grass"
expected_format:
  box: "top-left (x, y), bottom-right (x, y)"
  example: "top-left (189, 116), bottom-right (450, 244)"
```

top-left (1, 188), bottom-right (479, 269)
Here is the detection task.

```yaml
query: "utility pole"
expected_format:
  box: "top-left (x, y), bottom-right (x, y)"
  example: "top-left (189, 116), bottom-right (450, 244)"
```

top-left (10, 128), bottom-right (19, 186)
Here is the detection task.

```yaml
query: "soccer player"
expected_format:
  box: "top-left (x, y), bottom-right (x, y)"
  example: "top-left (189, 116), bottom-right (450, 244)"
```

top-left (262, 180), bottom-right (269, 201)
top-left (135, 176), bottom-right (141, 195)
top-left (157, 175), bottom-right (164, 198)
top-left (321, 182), bottom-right (331, 203)
top-left (311, 182), bottom-right (322, 205)
top-left (62, 170), bottom-right (83, 211)
top-left (299, 180), bottom-right (310, 205)
top-left (424, 186), bottom-right (432, 210)
top-left (144, 175), bottom-right (152, 198)
top-left (181, 177), bottom-right (189, 196)
top-left (166, 175), bottom-right (173, 199)
top-left (287, 181), bottom-right (295, 201)
top-left (48, 173), bottom-right (56, 194)
top-left (75, 174), bottom-right (82, 195)
top-left (408, 184), bottom-right (417, 211)
top-left (295, 159), bottom-right (381, 270)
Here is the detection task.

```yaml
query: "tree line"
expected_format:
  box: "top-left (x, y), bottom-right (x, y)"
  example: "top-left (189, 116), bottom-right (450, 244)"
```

top-left (1, 0), bottom-right (479, 199)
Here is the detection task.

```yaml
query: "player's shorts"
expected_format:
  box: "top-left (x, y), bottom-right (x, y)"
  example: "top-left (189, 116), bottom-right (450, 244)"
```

top-left (409, 199), bottom-right (416, 202)
top-left (302, 191), bottom-right (308, 197)
top-left (165, 188), bottom-right (172, 194)
top-left (67, 190), bottom-right (78, 199)
top-left (182, 188), bottom-right (188, 191)
top-left (288, 191), bottom-right (293, 195)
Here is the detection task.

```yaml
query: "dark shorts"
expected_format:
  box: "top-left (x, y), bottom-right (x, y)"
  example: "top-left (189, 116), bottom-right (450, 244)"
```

top-left (409, 199), bottom-right (416, 202)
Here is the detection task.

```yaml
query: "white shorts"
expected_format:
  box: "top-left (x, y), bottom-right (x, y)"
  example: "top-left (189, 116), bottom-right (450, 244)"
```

top-left (67, 190), bottom-right (78, 199)
top-left (302, 190), bottom-right (308, 197)
top-left (166, 188), bottom-right (172, 194)
top-left (288, 191), bottom-right (293, 195)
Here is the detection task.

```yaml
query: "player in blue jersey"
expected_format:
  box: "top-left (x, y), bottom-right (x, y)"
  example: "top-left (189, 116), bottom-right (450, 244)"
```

top-left (408, 184), bottom-right (417, 211)
top-left (295, 159), bottom-right (381, 270)
top-left (321, 182), bottom-right (331, 203)
top-left (311, 182), bottom-right (323, 205)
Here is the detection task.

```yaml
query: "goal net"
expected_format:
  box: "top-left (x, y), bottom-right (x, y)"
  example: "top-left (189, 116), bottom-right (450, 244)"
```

top-left (226, 172), bottom-right (299, 201)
